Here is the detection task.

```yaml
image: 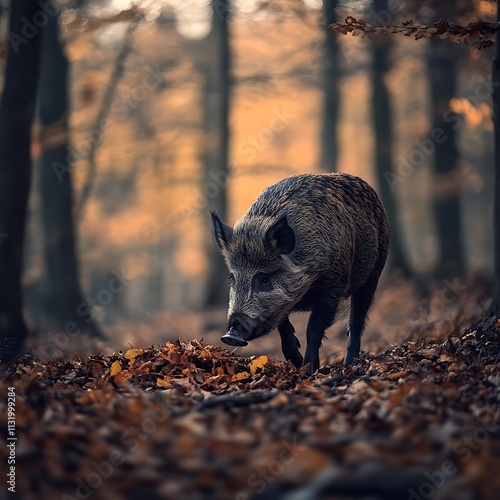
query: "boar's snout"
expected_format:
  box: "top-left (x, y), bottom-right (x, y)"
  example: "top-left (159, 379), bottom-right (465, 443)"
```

top-left (221, 327), bottom-right (248, 347)
top-left (221, 313), bottom-right (257, 347)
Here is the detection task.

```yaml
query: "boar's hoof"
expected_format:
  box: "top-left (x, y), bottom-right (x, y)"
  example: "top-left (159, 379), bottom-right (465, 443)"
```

top-left (221, 329), bottom-right (248, 347)
top-left (343, 355), bottom-right (361, 367)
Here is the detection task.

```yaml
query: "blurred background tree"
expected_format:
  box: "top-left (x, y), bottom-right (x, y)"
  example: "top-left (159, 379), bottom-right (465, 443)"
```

top-left (427, 1), bottom-right (465, 279)
top-left (370, 0), bottom-right (411, 277)
top-left (202, 0), bottom-right (232, 309)
top-left (36, 7), bottom-right (104, 338)
top-left (0, 0), bottom-right (43, 363)
top-left (319, 0), bottom-right (340, 172)
top-left (492, 0), bottom-right (500, 318)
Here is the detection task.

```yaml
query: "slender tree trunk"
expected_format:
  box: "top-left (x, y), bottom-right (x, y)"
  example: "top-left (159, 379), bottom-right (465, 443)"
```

top-left (37, 13), bottom-right (104, 337)
top-left (0, 0), bottom-right (43, 364)
top-left (319, 0), bottom-right (340, 172)
top-left (491, 1), bottom-right (500, 318)
top-left (428, 10), bottom-right (464, 278)
top-left (203, 1), bottom-right (231, 308)
top-left (370, 0), bottom-right (411, 277)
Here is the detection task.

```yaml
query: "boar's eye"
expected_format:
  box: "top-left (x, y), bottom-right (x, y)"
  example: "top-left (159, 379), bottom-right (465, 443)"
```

top-left (254, 272), bottom-right (274, 292)
top-left (228, 273), bottom-right (235, 284)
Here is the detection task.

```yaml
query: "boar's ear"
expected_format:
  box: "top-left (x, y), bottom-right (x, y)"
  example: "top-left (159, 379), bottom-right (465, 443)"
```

top-left (265, 214), bottom-right (295, 254)
top-left (211, 210), bottom-right (233, 252)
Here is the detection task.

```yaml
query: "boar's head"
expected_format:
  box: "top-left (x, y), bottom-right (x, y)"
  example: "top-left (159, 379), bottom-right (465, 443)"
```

top-left (211, 211), bottom-right (310, 347)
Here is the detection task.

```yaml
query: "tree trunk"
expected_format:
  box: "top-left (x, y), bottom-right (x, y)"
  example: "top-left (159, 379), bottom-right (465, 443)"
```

top-left (203, 1), bottom-right (231, 308)
top-left (319, 0), bottom-right (340, 172)
top-left (491, 1), bottom-right (500, 318)
top-left (0, 0), bottom-right (43, 364)
top-left (370, 0), bottom-right (411, 277)
top-left (428, 12), bottom-right (464, 278)
top-left (37, 13), bottom-right (104, 337)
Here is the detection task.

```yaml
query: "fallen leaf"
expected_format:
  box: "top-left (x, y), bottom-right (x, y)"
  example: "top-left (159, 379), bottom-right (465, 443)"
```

top-left (110, 361), bottom-right (122, 376)
top-left (157, 377), bottom-right (173, 389)
top-left (386, 370), bottom-right (405, 381)
top-left (439, 353), bottom-right (454, 363)
top-left (112, 373), bottom-right (130, 388)
top-left (231, 371), bottom-right (251, 382)
top-left (124, 348), bottom-right (144, 360)
top-left (249, 355), bottom-right (269, 375)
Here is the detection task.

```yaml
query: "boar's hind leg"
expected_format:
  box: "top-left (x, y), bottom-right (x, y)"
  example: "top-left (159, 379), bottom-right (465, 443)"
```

top-left (303, 300), bottom-right (340, 373)
top-left (278, 317), bottom-right (303, 368)
top-left (344, 272), bottom-right (380, 366)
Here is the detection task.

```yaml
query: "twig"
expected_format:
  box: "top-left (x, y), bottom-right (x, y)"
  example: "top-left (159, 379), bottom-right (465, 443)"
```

top-left (75, 21), bottom-right (140, 218)
top-left (200, 391), bottom-right (277, 409)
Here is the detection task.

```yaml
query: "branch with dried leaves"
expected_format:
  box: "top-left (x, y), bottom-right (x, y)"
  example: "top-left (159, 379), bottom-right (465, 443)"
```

top-left (329, 16), bottom-right (500, 49)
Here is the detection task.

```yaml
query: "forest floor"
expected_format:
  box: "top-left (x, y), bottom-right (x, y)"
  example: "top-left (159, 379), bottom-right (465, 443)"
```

top-left (2, 279), bottom-right (500, 499)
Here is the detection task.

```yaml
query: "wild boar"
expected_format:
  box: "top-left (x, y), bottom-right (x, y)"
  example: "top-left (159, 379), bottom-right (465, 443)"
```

top-left (211, 173), bottom-right (389, 372)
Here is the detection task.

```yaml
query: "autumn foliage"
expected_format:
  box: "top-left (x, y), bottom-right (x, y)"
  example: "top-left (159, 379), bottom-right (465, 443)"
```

top-left (2, 323), bottom-right (500, 498)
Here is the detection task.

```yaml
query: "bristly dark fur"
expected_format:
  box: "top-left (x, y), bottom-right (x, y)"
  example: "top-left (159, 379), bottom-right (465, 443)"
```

top-left (211, 173), bottom-right (389, 372)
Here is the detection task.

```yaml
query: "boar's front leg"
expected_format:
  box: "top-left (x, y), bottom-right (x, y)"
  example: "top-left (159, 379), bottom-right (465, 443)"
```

top-left (278, 317), bottom-right (303, 368)
top-left (303, 299), bottom-right (340, 373)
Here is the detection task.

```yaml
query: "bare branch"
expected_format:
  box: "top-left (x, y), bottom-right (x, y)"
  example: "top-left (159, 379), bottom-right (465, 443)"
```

top-left (75, 21), bottom-right (139, 219)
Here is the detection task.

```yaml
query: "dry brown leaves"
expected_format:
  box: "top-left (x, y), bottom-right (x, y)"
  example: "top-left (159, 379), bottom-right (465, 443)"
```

top-left (1, 325), bottom-right (499, 499)
top-left (330, 17), bottom-right (499, 49)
